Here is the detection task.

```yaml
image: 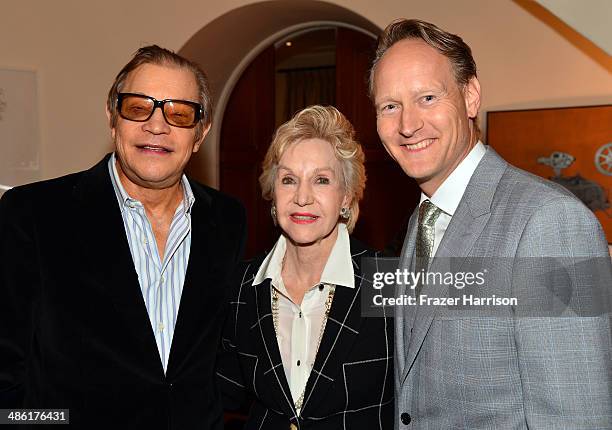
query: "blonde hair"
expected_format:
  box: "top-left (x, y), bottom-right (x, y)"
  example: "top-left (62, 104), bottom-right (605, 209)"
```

top-left (259, 105), bottom-right (366, 232)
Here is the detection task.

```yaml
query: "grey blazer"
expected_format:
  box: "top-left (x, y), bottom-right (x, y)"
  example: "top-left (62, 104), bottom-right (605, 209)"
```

top-left (395, 147), bottom-right (612, 429)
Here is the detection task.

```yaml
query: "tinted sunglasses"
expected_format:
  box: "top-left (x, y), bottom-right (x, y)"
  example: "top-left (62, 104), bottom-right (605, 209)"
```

top-left (117, 93), bottom-right (203, 128)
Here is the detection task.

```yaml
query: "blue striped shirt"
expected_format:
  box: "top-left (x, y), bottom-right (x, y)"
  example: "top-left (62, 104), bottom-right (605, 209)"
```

top-left (108, 154), bottom-right (194, 373)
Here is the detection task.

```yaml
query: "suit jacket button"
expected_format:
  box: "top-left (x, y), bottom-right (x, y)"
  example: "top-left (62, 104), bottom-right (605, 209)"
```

top-left (400, 412), bottom-right (411, 425)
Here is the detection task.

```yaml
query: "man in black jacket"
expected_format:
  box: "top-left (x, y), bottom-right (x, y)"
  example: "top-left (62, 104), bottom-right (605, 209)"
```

top-left (0, 45), bottom-right (246, 429)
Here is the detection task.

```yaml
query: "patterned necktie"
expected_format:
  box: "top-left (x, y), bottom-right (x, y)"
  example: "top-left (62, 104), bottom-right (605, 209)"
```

top-left (414, 200), bottom-right (442, 296)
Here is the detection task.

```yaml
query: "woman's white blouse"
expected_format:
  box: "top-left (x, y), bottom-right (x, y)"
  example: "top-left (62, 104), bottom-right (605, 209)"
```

top-left (252, 224), bottom-right (355, 406)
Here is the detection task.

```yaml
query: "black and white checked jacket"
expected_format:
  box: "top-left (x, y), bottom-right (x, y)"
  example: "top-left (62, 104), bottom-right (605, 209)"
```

top-left (217, 239), bottom-right (394, 430)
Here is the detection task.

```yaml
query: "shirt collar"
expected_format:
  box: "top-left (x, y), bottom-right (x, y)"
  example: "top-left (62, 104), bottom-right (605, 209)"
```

top-left (108, 152), bottom-right (195, 215)
top-left (419, 141), bottom-right (487, 216)
top-left (253, 223), bottom-right (355, 289)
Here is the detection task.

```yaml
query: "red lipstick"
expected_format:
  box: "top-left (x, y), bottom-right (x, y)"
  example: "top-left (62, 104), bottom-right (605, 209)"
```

top-left (289, 212), bottom-right (319, 224)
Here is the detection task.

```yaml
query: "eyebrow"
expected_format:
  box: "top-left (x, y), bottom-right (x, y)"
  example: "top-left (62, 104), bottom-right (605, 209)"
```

top-left (123, 91), bottom-right (199, 103)
top-left (376, 84), bottom-right (448, 102)
top-left (277, 166), bottom-right (336, 175)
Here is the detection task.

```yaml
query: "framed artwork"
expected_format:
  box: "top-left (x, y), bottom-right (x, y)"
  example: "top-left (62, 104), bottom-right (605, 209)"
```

top-left (487, 105), bottom-right (612, 242)
top-left (0, 69), bottom-right (40, 197)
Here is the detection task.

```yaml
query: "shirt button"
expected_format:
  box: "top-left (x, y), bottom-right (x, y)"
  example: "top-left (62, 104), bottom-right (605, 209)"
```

top-left (297, 360), bottom-right (301, 366)
top-left (161, 275), bottom-right (165, 283)
top-left (400, 412), bottom-right (411, 425)
top-left (318, 284), bottom-right (324, 291)
top-left (158, 322), bottom-right (165, 332)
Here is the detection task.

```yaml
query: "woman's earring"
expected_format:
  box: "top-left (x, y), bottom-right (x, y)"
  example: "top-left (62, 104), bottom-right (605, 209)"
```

top-left (340, 207), bottom-right (350, 220)
top-left (271, 204), bottom-right (278, 226)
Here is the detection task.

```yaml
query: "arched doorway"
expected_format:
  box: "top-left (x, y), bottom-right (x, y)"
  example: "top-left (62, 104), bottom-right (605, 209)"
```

top-left (179, 1), bottom-right (383, 188)
top-left (219, 24), bottom-right (420, 258)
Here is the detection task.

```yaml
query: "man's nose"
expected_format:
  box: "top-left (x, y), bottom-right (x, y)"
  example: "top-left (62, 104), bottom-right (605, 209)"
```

top-left (399, 107), bottom-right (424, 138)
top-left (143, 106), bottom-right (171, 134)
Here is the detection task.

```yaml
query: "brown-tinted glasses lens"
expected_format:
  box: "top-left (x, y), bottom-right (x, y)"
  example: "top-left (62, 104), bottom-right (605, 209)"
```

top-left (120, 95), bottom-right (154, 121)
top-left (163, 101), bottom-right (197, 127)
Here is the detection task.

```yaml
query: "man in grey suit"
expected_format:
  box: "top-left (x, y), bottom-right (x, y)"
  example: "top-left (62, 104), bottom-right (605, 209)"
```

top-left (370, 19), bottom-right (612, 429)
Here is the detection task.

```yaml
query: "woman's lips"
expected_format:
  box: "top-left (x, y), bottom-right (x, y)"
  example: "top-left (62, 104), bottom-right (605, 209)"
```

top-left (289, 213), bottom-right (319, 224)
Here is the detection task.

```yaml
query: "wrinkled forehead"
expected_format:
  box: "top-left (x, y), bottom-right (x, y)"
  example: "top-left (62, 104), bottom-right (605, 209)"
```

top-left (122, 63), bottom-right (199, 102)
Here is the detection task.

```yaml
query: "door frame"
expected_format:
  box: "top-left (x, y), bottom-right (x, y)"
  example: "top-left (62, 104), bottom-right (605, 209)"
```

top-left (209, 21), bottom-right (377, 188)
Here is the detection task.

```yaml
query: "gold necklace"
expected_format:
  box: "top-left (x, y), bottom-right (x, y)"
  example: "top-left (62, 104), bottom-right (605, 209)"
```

top-left (271, 283), bottom-right (335, 417)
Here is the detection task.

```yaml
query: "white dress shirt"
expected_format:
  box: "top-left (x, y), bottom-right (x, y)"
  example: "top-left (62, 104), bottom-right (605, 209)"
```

top-left (419, 142), bottom-right (487, 256)
top-left (253, 223), bottom-right (354, 407)
top-left (108, 154), bottom-right (194, 373)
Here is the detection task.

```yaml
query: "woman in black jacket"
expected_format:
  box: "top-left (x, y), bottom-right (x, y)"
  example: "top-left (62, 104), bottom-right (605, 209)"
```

top-left (217, 106), bottom-right (393, 429)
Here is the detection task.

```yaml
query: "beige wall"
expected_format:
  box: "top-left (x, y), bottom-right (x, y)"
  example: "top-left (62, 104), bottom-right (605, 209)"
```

top-left (1, 0), bottom-right (610, 185)
top-left (536, 0), bottom-right (612, 55)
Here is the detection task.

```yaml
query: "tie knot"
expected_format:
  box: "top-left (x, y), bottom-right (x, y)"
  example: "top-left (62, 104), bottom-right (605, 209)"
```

top-left (419, 200), bottom-right (442, 228)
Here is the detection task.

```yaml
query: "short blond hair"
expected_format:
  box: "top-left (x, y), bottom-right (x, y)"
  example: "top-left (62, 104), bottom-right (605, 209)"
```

top-left (259, 105), bottom-right (366, 232)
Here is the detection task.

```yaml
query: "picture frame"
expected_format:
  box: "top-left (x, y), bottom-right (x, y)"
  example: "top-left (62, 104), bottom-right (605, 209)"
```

top-left (0, 68), bottom-right (40, 196)
top-left (487, 105), bottom-right (612, 241)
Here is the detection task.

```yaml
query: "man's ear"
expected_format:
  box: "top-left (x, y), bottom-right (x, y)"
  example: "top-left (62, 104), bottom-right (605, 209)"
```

top-left (105, 105), bottom-right (116, 140)
top-left (193, 122), bottom-right (212, 153)
top-left (464, 76), bottom-right (481, 119)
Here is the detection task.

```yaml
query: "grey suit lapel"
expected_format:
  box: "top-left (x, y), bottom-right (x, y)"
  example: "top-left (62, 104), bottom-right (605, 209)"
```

top-left (401, 147), bottom-right (508, 383)
top-left (396, 210), bottom-right (418, 378)
top-left (437, 148), bottom-right (508, 261)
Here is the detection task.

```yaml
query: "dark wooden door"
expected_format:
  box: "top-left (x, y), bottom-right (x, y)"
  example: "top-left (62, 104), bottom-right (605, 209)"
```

top-left (219, 45), bottom-right (277, 258)
top-left (335, 28), bottom-right (420, 253)
top-left (220, 27), bottom-right (420, 258)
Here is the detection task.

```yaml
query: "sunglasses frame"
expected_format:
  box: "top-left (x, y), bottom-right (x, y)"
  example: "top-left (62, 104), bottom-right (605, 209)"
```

top-left (117, 93), bottom-right (203, 128)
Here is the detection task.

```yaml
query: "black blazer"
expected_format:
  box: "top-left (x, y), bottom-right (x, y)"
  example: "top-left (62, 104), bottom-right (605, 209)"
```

top-left (217, 240), bottom-right (394, 429)
top-left (0, 155), bottom-right (246, 429)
